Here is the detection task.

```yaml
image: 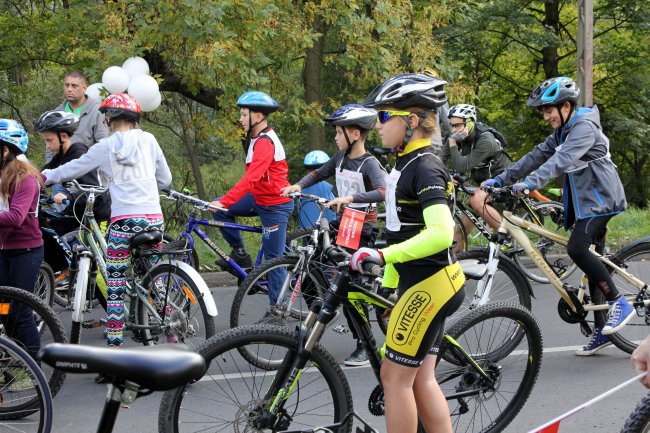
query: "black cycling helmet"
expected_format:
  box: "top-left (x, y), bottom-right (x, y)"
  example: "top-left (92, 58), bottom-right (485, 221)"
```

top-left (527, 77), bottom-right (580, 108)
top-left (363, 73), bottom-right (447, 110)
top-left (323, 104), bottom-right (377, 131)
top-left (34, 110), bottom-right (79, 136)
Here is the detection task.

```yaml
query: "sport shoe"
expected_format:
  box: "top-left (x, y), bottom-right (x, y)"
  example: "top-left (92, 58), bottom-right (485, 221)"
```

top-left (215, 248), bottom-right (253, 273)
top-left (575, 327), bottom-right (612, 356)
top-left (256, 309), bottom-right (288, 327)
top-left (602, 296), bottom-right (635, 335)
top-left (344, 342), bottom-right (369, 366)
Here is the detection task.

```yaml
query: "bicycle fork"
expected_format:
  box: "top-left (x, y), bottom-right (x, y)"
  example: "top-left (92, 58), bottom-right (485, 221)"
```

top-left (472, 243), bottom-right (501, 308)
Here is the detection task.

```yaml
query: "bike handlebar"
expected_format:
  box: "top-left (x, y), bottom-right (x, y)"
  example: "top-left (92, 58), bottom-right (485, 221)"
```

top-left (287, 191), bottom-right (329, 205)
top-left (162, 189), bottom-right (227, 213)
top-left (63, 179), bottom-right (109, 196)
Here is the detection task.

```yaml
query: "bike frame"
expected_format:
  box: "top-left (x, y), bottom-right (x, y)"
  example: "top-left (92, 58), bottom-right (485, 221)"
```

top-left (500, 210), bottom-right (647, 313)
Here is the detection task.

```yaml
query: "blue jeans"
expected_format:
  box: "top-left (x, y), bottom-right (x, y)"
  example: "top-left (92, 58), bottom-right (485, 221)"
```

top-left (0, 246), bottom-right (44, 359)
top-left (213, 193), bottom-right (294, 304)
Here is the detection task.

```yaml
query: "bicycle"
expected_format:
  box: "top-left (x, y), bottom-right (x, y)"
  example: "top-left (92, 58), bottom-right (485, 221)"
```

top-left (62, 180), bottom-right (217, 348)
top-left (452, 173), bottom-right (577, 284)
top-left (483, 185), bottom-right (650, 354)
top-left (0, 336), bottom-right (53, 433)
top-left (621, 393), bottom-right (650, 433)
top-left (38, 342), bottom-right (205, 433)
top-left (158, 218), bottom-right (544, 433)
top-left (0, 285), bottom-right (67, 399)
top-left (162, 189), bottom-right (311, 278)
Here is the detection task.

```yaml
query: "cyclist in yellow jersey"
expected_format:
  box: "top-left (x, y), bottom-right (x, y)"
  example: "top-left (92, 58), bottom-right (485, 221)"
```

top-left (350, 73), bottom-right (465, 433)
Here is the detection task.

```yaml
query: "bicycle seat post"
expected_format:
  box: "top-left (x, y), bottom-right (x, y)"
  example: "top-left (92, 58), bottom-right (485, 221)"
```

top-left (98, 381), bottom-right (140, 433)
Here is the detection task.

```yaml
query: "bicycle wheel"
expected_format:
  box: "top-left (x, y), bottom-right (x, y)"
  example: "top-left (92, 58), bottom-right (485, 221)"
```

top-left (158, 325), bottom-right (353, 433)
top-left (163, 233), bottom-right (200, 271)
top-left (436, 302), bottom-right (543, 433)
top-left (0, 286), bottom-right (67, 398)
top-left (374, 251), bottom-right (532, 335)
top-left (622, 393), bottom-right (650, 433)
top-left (0, 336), bottom-right (53, 433)
top-left (592, 242), bottom-right (650, 354)
top-left (135, 262), bottom-right (216, 349)
top-left (286, 227), bottom-right (313, 249)
top-left (512, 201), bottom-right (577, 283)
top-left (231, 254), bottom-right (328, 328)
top-left (53, 229), bottom-right (100, 309)
top-left (35, 263), bottom-right (55, 308)
top-left (453, 211), bottom-right (469, 252)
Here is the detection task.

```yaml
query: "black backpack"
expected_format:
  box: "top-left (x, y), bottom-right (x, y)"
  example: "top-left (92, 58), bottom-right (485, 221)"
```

top-left (475, 122), bottom-right (507, 151)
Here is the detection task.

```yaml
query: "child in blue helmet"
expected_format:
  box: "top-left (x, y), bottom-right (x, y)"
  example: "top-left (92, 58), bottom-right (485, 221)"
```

top-left (298, 150), bottom-right (336, 229)
top-left (484, 77), bottom-right (629, 355)
top-left (0, 119), bottom-right (45, 360)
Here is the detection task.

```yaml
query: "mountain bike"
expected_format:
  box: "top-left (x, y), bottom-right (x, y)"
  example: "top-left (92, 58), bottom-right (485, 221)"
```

top-left (39, 342), bottom-right (205, 433)
top-left (0, 285), bottom-right (67, 399)
top-left (62, 180), bottom-right (217, 348)
top-left (162, 189), bottom-right (310, 277)
top-left (0, 336), bottom-right (52, 433)
top-left (621, 393), bottom-right (650, 433)
top-left (484, 185), bottom-right (650, 353)
top-left (452, 173), bottom-right (577, 283)
top-left (158, 219), bottom-right (544, 433)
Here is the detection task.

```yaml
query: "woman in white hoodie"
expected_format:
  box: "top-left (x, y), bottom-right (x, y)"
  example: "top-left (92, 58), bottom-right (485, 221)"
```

top-left (42, 93), bottom-right (172, 347)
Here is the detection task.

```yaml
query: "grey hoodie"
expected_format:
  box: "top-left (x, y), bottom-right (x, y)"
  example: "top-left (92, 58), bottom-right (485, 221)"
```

top-left (495, 105), bottom-right (626, 227)
top-left (42, 129), bottom-right (172, 218)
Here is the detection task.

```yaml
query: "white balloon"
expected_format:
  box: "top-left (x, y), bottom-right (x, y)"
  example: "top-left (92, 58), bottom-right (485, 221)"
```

top-left (140, 92), bottom-right (162, 112)
top-left (86, 83), bottom-right (105, 102)
top-left (122, 56), bottom-right (150, 80)
top-left (127, 75), bottom-right (159, 105)
top-left (102, 66), bottom-right (130, 94)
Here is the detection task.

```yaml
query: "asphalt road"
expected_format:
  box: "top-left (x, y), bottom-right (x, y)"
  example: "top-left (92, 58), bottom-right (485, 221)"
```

top-left (41, 276), bottom-right (648, 433)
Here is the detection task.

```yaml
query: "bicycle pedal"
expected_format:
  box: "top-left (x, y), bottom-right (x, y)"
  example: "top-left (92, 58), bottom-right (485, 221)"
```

top-left (82, 319), bottom-right (102, 329)
top-left (579, 320), bottom-right (593, 337)
top-left (332, 323), bottom-right (349, 334)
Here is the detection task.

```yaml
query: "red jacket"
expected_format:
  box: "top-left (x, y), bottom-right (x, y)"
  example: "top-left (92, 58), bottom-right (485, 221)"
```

top-left (220, 128), bottom-right (291, 207)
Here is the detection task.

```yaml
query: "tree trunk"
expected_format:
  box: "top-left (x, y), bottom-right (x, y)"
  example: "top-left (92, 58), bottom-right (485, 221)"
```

top-left (542, 0), bottom-right (560, 78)
top-left (302, 15), bottom-right (328, 151)
top-left (171, 94), bottom-right (207, 200)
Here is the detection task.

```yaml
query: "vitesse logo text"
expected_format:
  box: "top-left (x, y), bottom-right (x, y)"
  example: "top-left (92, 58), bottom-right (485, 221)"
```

top-left (393, 291), bottom-right (432, 346)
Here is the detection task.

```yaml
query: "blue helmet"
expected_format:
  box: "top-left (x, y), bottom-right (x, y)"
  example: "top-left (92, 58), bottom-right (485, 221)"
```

top-left (304, 150), bottom-right (330, 168)
top-left (527, 77), bottom-right (580, 107)
top-left (236, 91), bottom-right (280, 115)
top-left (0, 119), bottom-right (29, 154)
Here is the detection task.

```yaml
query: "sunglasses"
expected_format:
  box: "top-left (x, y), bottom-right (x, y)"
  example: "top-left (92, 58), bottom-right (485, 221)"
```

top-left (450, 122), bottom-right (467, 129)
top-left (377, 110), bottom-right (411, 124)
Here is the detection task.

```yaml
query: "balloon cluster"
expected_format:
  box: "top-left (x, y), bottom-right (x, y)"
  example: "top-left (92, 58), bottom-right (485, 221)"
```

top-left (88, 57), bottom-right (162, 112)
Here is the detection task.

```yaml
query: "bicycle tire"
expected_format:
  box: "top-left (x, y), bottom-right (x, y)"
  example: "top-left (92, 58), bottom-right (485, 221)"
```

top-left (453, 211), bottom-right (469, 252)
top-left (163, 233), bottom-right (200, 271)
top-left (374, 250), bottom-right (532, 335)
top-left (592, 242), bottom-right (650, 354)
top-left (158, 324), bottom-right (353, 433)
top-left (0, 286), bottom-right (67, 399)
top-left (0, 336), bottom-right (53, 432)
top-left (286, 227), bottom-right (313, 249)
top-left (35, 263), bottom-right (55, 308)
top-left (135, 262), bottom-right (216, 349)
top-left (53, 229), bottom-right (101, 308)
top-left (621, 393), bottom-right (650, 433)
top-left (436, 301), bottom-right (543, 433)
top-left (231, 254), bottom-right (328, 327)
top-left (512, 201), bottom-right (577, 284)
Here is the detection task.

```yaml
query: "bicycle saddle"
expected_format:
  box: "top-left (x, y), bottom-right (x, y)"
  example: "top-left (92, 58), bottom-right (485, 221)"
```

top-left (129, 230), bottom-right (164, 250)
top-left (39, 343), bottom-right (206, 391)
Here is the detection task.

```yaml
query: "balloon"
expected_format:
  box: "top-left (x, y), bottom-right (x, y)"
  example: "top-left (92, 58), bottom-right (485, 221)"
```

top-left (86, 83), bottom-right (105, 102)
top-left (140, 92), bottom-right (162, 112)
top-left (127, 75), bottom-right (159, 106)
top-left (102, 66), bottom-right (130, 94)
top-left (122, 56), bottom-right (150, 80)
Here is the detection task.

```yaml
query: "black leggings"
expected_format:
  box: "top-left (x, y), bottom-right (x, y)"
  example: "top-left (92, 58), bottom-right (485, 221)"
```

top-left (567, 215), bottom-right (619, 302)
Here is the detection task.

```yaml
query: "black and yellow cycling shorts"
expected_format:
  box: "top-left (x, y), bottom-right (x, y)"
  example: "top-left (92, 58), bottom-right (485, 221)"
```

top-left (385, 261), bottom-right (465, 367)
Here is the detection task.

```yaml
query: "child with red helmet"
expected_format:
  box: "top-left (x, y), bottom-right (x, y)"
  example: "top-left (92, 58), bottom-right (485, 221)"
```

top-left (42, 93), bottom-right (172, 347)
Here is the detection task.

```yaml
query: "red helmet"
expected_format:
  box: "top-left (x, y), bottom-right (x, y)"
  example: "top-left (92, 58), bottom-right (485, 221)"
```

top-left (100, 93), bottom-right (141, 122)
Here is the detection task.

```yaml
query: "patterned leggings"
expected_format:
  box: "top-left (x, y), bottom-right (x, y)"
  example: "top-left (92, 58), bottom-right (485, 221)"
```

top-left (106, 215), bottom-right (164, 346)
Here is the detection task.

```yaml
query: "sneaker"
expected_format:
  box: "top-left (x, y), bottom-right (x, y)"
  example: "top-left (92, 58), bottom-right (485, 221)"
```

top-left (215, 247), bottom-right (253, 273)
top-left (344, 342), bottom-right (369, 367)
top-left (256, 310), bottom-right (288, 327)
top-left (602, 296), bottom-right (635, 335)
top-left (575, 328), bottom-right (612, 356)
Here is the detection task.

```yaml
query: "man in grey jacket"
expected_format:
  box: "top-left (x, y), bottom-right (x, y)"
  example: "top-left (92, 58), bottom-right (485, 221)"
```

top-left (484, 77), bottom-right (631, 356)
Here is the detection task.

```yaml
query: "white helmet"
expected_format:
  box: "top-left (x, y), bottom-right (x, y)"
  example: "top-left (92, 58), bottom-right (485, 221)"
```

top-left (448, 104), bottom-right (477, 122)
top-left (363, 73), bottom-right (447, 109)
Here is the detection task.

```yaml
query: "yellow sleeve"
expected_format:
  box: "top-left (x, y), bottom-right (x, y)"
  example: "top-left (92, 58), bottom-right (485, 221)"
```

top-left (380, 203), bottom-right (454, 264)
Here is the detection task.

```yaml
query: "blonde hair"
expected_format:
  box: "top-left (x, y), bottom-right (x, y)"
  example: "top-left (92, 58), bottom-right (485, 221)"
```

top-left (404, 106), bottom-right (438, 137)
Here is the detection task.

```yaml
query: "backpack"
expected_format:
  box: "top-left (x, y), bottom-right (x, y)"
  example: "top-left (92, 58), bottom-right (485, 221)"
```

top-left (475, 122), bottom-right (508, 152)
top-left (469, 122), bottom-right (513, 183)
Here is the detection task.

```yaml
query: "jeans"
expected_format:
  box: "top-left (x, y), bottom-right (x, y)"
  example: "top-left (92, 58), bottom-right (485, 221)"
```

top-left (213, 193), bottom-right (294, 304)
top-left (0, 246), bottom-right (44, 359)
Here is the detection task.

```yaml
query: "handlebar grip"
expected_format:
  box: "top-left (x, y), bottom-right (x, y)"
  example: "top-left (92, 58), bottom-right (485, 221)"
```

top-left (362, 262), bottom-right (383, 277)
